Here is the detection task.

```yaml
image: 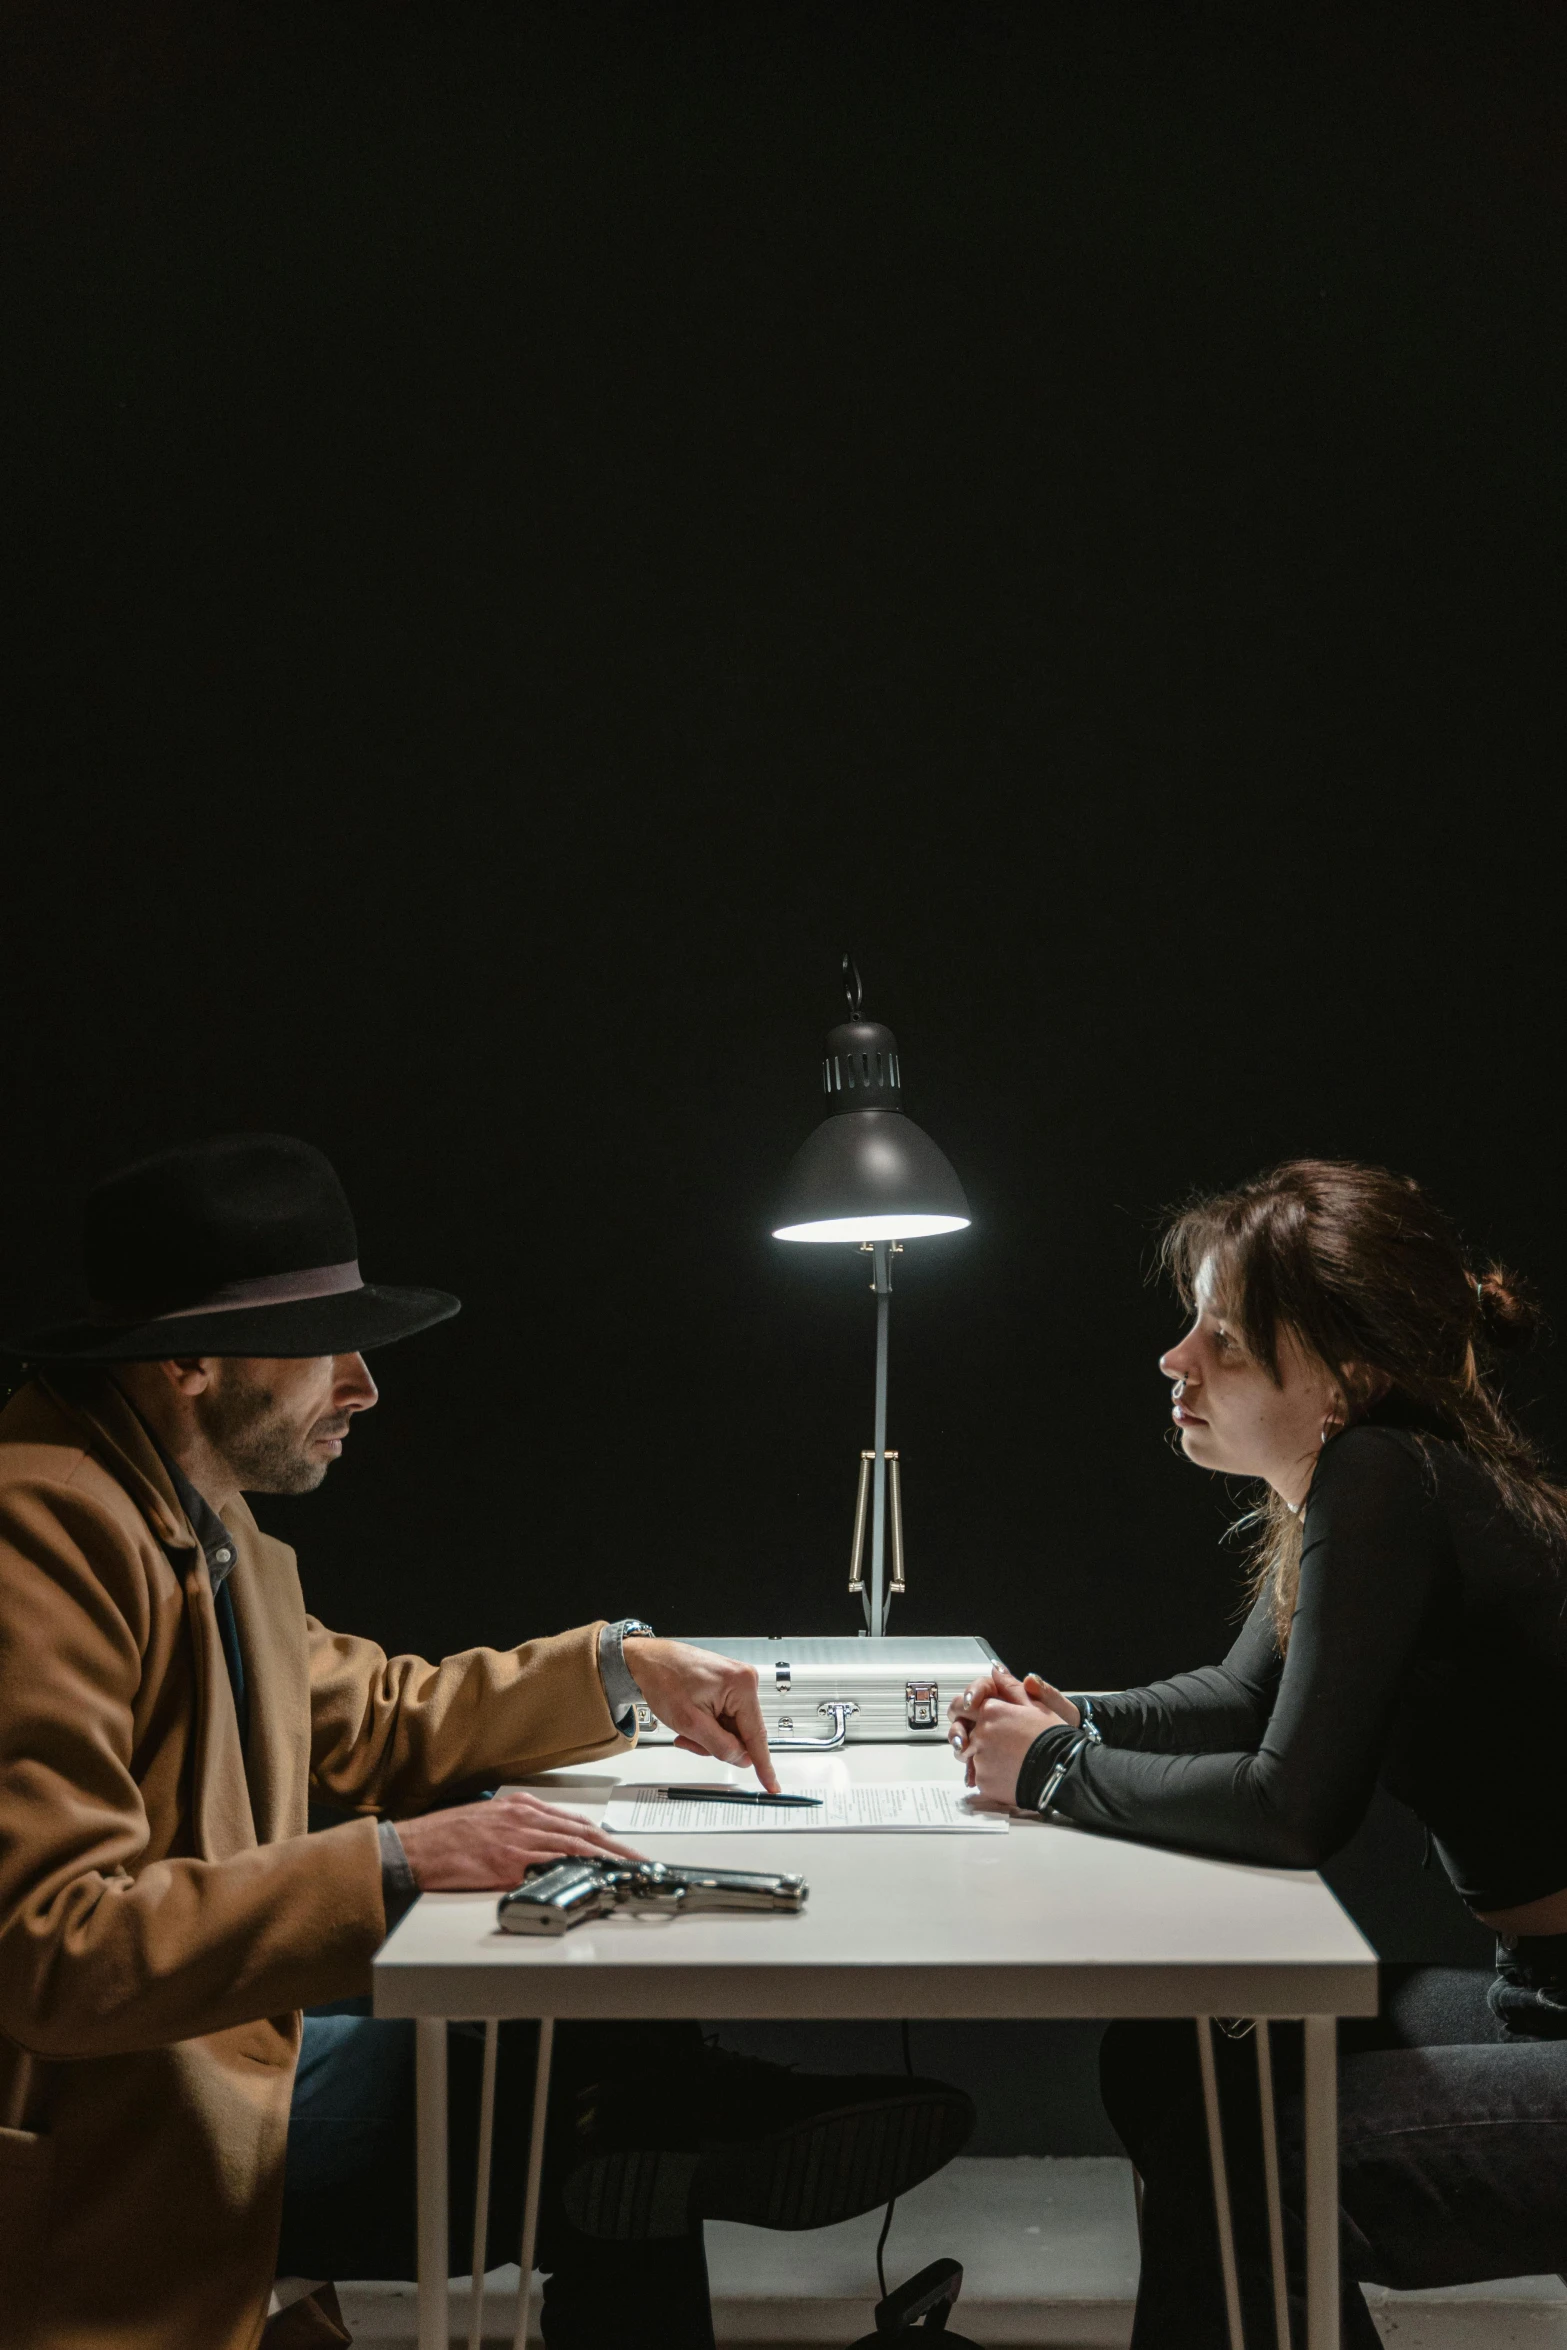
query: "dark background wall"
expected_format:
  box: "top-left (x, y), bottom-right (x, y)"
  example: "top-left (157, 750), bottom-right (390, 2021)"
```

top-left (5, 0), bottom-right (1565, 2149)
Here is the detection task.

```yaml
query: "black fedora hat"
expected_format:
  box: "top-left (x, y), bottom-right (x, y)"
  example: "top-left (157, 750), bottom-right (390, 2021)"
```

top-left (5, 1133), bottom-right (461, 1362)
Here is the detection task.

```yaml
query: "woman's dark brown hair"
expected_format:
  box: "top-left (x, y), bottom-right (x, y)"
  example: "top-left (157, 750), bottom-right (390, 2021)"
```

top-left (1160, 1160), bottom-right (1567, 1647)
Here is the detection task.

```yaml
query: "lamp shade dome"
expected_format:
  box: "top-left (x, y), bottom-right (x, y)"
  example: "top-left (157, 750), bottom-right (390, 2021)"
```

top-left (772, 984), bottom-right (971, 1243)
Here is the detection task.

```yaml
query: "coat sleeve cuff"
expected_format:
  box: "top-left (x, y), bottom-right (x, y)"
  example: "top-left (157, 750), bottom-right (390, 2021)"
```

top-left (377, 1818), bottom-right (420, 1934)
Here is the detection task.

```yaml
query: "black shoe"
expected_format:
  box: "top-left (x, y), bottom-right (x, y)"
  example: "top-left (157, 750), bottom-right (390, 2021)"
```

top-left (560, 2046), bottom-right (975, 2241)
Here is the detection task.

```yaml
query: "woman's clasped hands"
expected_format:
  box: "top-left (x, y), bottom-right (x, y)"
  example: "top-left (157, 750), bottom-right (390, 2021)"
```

top-left (946, 1666), bottom-right (1080, 1806)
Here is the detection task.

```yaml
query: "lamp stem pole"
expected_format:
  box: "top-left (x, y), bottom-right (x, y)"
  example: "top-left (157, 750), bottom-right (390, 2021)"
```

top-left (869, 1241), bottom-right (892, 1635)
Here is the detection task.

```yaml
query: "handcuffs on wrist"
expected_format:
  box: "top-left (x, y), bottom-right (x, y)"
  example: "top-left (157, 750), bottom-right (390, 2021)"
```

top-left (1033, 1693), bottom-right (1102, 1817)
top-left (949, 1686), bottom-right (1102, 1814)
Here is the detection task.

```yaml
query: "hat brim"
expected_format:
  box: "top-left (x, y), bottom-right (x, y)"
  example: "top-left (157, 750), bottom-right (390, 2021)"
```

top-left (3, 1283), bottom-right (461, 1363)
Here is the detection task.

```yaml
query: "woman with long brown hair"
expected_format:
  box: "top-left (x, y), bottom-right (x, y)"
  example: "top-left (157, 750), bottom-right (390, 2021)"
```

top-left (950, 1159), bottom-right (1567, 2346)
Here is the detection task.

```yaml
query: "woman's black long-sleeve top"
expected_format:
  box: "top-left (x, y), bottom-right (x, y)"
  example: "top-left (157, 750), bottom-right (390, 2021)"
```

top-left (1017, 1425), bottom-right (1567, 1913)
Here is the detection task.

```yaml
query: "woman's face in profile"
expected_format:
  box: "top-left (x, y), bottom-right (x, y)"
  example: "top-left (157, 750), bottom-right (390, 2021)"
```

top-left (1159, 1265), bottom-right (1340, 1505)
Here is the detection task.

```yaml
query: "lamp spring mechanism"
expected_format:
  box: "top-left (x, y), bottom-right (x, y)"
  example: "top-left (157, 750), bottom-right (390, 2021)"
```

top-left (849, 1448), bottom-right (905, 1596)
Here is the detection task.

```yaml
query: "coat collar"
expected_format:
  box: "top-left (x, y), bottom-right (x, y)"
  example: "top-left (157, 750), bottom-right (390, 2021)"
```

top-left (40, 1369), bottom-right (260, 1859)
top-left (39, 1366), bottom-right (197, 1552)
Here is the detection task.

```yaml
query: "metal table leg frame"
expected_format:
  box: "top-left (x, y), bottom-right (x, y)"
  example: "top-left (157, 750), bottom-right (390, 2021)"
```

top-left (1196, 2016), bottom-right (1247, 2350)
top-left (436, 2010), bottom-right (1336, 2350)
top-left (513, 2018), bottom-right (556, 2350)
top-left (468, 2020), bottom-right (501, 2350)
top-left (1254, 2021), bottom-right (1291, 2350)
top-left (1303, 2016), bottom-right (1340, 2350)
top-left (416, 2018), bottom-right (450, 2350)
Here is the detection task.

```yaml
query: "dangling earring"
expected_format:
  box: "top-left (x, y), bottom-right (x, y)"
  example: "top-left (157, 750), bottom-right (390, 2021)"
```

top-left (1319, 1411), bottom-right (1343, 1450)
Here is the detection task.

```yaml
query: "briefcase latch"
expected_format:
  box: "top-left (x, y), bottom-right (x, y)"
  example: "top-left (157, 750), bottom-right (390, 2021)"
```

top-left (905, 1680), bottom-right (939, 1730)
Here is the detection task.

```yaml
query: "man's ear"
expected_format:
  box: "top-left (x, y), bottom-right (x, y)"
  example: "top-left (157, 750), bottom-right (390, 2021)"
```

top-left (155, 1357), bottom-right (215, 1398)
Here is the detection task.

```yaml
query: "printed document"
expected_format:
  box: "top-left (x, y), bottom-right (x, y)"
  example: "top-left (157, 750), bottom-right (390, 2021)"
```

top-left (601, 1784), bottom-right (1008, 1834)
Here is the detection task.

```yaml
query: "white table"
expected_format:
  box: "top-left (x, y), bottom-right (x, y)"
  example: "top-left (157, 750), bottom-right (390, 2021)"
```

top-left (374, 1742), bottom-right (1376, 2350)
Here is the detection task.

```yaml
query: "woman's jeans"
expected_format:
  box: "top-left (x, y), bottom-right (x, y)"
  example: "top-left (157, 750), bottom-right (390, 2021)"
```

top-left (1101, 1966), bottom-right (1567, 2349)
top-left (276, 2003), bottom-right (715, 2350)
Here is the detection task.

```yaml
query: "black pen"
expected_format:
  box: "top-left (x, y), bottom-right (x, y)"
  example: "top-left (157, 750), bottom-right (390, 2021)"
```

top-left (660, 1786), bottom-right (823, 1808)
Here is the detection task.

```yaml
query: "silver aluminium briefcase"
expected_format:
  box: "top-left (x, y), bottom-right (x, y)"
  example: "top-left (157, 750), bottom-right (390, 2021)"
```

top-left (636, 1634), bottom-right (1002, 1748)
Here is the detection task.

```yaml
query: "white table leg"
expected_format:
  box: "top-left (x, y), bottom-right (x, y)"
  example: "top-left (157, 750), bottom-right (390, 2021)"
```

top-left (1254, 2021), bottom-right (1290, 2350)
top-left (512, 2017), bottom-right (555, 2350)
top-left (416, 2017), bottom-right (449, 2350)
top-left (469, 2020), bottom-right (501, 2350)
top-left (1195, 2018), bottom-right (1246, 2350)
top-left (1303, 2015), bottom-right (1340, 2350)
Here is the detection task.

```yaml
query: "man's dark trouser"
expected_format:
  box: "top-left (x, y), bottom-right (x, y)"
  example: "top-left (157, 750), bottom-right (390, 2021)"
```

top-left (1101, 1967), bottom-right (1567, 2349)
top-left (277, 2004), bottom-right (715, 2350)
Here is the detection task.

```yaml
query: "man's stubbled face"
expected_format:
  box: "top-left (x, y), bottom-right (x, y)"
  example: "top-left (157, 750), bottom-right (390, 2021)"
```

top-left (193, 1354), bottom-right (377, 1493)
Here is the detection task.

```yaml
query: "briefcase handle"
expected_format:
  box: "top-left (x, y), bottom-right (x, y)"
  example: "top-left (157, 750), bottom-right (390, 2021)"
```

top-left (768, 1699), bottom-right (858, 1750)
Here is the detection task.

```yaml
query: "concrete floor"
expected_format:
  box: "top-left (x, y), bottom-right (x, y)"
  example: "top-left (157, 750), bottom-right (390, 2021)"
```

top-left (338, 2155), bottom-right (1567, 2347)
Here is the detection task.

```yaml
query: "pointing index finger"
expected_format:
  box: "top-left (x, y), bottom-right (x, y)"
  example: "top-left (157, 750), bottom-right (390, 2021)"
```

top-left (728, 1676), bottom-right (781, 1794)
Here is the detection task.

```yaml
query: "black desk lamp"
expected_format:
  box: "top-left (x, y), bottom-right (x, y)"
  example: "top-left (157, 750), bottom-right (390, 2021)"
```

top-left (773, 958), bottom-right (970, 1632)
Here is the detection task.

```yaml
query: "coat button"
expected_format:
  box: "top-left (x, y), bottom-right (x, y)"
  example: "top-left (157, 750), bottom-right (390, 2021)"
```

top-left (214, 1548), bottom-right (233, 1566)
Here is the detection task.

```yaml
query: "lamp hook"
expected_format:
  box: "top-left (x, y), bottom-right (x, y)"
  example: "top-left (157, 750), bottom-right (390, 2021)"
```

top-left (841, 952), bottom-right (865, 1019)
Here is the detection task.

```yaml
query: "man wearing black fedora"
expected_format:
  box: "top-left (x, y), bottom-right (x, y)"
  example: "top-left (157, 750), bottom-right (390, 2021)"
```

top-left (0, 1133), bottom-right (971, 2350)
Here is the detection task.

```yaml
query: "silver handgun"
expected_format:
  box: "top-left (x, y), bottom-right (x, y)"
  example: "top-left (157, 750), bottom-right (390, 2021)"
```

top-left (497, 1857), bottom-right (807, 1937)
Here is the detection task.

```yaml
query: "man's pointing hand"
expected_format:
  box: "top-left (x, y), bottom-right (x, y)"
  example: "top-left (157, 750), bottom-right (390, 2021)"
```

top-left (623, 1638), bottom-right (780, 1795)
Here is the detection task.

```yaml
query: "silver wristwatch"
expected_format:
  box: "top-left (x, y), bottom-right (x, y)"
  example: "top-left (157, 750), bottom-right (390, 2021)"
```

top-left (599, 1618), bottom-right (654, 1726)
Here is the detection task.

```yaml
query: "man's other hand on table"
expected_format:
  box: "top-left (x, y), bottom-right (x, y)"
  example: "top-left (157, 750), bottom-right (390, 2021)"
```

top-left (396, 1791), bottom-right (644, 1889)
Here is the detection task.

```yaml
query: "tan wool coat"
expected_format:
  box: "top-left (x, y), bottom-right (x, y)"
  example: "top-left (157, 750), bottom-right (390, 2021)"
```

top-left (0, 1370), bottom-right (632, 2349)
